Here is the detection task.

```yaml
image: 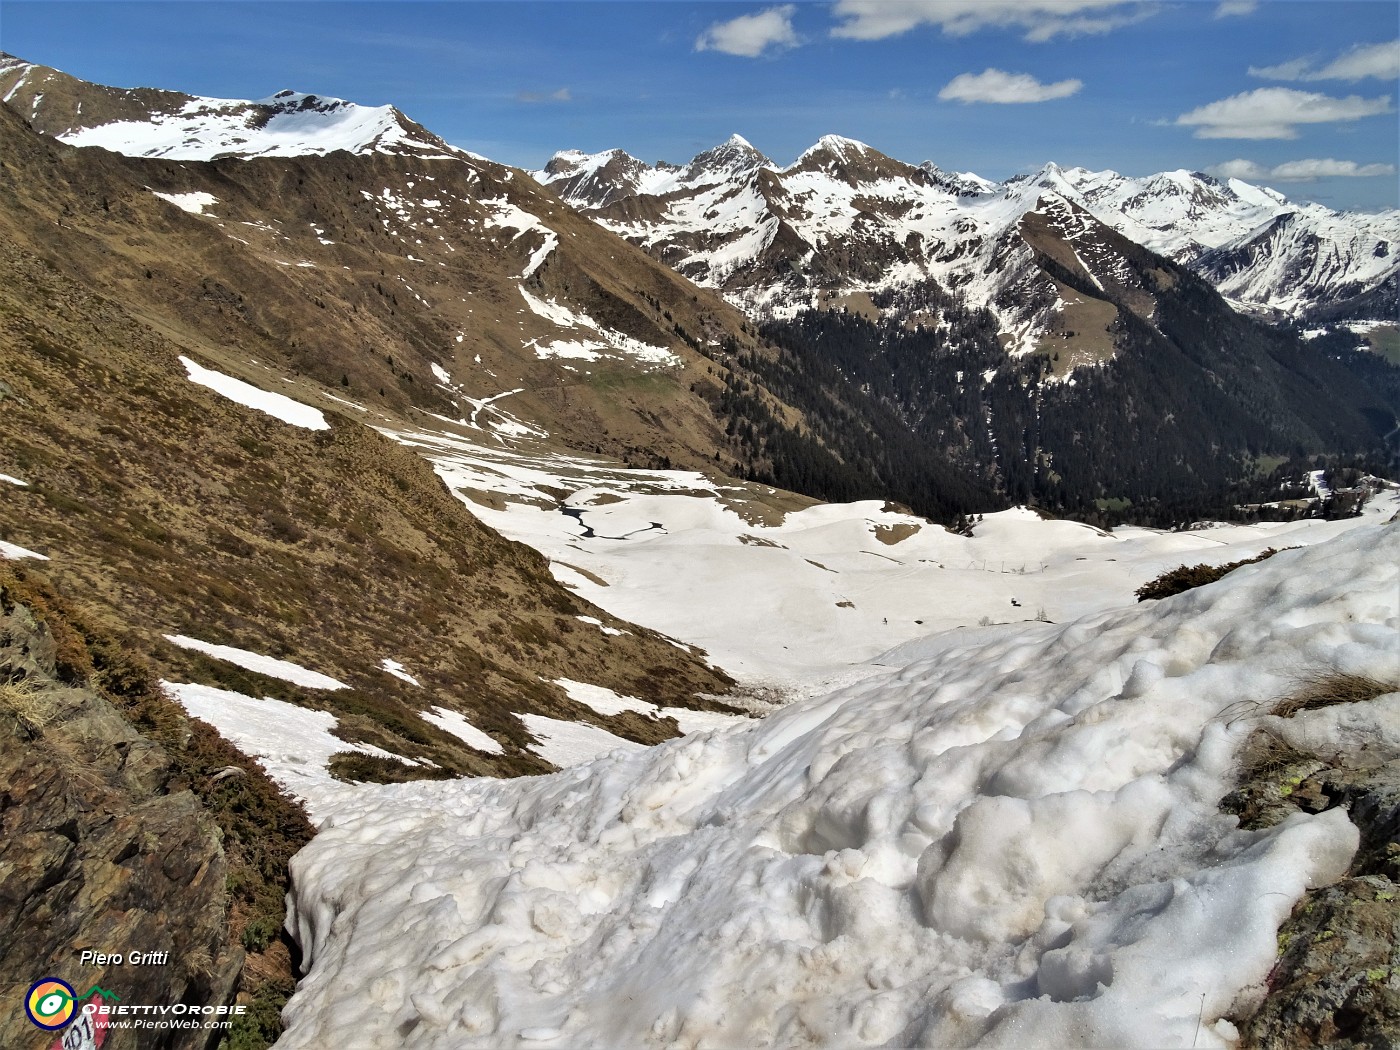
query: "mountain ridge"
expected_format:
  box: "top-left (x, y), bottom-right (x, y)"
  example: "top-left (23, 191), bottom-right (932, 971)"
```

top-left (535, 135), bottom-right (1398, 331)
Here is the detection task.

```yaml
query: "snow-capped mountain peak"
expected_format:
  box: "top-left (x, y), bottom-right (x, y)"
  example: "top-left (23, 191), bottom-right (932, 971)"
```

top-left (686, 134), bottom-right (773, 182)
top-left (0, 53), bottom-right (458, 161)
top-left (532, 128), bottom-right (1398, 338)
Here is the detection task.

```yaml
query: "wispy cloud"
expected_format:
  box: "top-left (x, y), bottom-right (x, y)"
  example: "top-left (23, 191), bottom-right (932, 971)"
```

top-left (939, 69), bottom-right (1083, 104)
top-left (1175, 87), bottom-right (1392, 139)
top-left (1250, 39), bottom-right (1400, 82)
top-left (696, 5), bottom-right (799, 58)
top-left (1213, 1), bottom-right (1257, 18)
top-left (830, 0), bottom-right (1154, 43)
top-left (1209, 157), bottom-right (1396, 181)
top-left (516, 87), bottom-right (572, 104)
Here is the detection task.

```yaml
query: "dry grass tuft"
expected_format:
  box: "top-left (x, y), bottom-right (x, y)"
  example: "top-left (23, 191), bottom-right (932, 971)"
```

top-left (0, 675), bottom-right (59, 733)
top-left (1270, 671), bottom-right (1397, 720)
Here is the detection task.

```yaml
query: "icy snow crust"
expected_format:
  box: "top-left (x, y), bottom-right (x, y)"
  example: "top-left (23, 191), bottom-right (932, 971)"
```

top-left (282, 526), bottom-right (1395, 1048)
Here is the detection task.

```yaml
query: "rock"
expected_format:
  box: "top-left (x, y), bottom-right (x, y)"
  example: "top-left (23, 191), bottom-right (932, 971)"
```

top-left (0, 599), bottom-right (240, 1050)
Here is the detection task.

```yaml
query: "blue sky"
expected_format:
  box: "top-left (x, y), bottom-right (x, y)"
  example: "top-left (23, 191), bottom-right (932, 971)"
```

top-left (3, 1), bottom-right (1396, 209)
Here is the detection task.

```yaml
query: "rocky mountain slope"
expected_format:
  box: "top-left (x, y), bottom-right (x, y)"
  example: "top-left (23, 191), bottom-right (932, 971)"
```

top-left (537, 137), bottom-right (1399, 333)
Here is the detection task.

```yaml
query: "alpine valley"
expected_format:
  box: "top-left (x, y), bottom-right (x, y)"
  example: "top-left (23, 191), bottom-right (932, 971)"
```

top-left (1, 50), bottom-right (1398, 1050)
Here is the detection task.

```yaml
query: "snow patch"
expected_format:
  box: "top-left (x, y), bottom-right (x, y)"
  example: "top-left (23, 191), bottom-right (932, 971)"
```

top-left (180, 357), bottom-right (329, 430)
top-left (420, 707), bottom-right (506, 755)
top-left (517, 713), bottom-right (645, 768)
top-left (151, 190), bottom-right (220, 215)
top-left (380, 659), bottom-right (421, 686)
top-left (0, 540), bottom-right (48, 561)
top-left (163, 682), bottom-right (411, 820)
top-left (164, 634), bottom-right (349, 690)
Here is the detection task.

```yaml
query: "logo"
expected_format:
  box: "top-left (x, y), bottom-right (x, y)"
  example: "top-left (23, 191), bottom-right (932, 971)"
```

top-left (25, 978), bottom-right (76, 1030)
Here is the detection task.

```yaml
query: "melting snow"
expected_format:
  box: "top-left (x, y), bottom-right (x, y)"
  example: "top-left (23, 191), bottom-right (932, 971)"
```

top-left (0, 540), bottom-right (48, 561)
top-left (280, 526), bottom-right (1396, 1048)
top-left (163, 682), bottom-right (412, 820)
top-left (0, 474), bottom-right (29, 486)
top-left (164, 634), bottom-right (349, 690)
top-left (517, 713), bottom-right (644, 768)
top-left (151, 190), bottom-right (220, 215)
top-left (381, 659), bottom-right (421, 687)
top-left (554, 678), bottom-right (655, 718)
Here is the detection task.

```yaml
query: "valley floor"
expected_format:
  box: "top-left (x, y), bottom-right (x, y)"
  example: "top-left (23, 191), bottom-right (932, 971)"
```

top-left (389, 417), bottom-right (1400, 698)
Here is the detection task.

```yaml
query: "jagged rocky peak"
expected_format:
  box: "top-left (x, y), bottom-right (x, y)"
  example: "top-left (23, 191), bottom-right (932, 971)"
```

top-left (918, 160), bottom-right (997, 197)
top-left (539, 147), bottom-right (651, 206)
top-left (256, 88), bottom-right (360, 115)
top-left (685, 133), bottom-right (772, 182)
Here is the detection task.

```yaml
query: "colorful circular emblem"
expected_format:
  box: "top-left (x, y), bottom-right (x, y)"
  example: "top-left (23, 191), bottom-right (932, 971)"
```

top-left (25, 978), bottom-right (76, 1030)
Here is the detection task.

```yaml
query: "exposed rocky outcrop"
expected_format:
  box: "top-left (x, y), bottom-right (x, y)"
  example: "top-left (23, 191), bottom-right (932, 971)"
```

top-left (0, 584), bottom-right (241, 1050)
top-left (1224, 687), bottom-right (1400, 1048)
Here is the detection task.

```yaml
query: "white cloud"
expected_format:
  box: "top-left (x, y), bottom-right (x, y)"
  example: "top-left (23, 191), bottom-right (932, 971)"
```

top-left (1208, 158), bottom-right (1268, 180)
top-left (1213, 0), bottom-right (1257, 17)
top-left (938, 69), bottom-right (1083, 104)
top-left (830, 0), bottom-right (1153, 42)
top-left (696, 4), bottom-right (799, 58)
top-left (1208, 157), bottom-right (1396, 182)
top-left (1250, 39), bottom-right (1400, 82)
top-left (1247, 57), bottom-right (1314, 81)
top-left (1270, 158), bottom-right (1395, 180)
top-left (1175, 87), bottom-right (1393, 139)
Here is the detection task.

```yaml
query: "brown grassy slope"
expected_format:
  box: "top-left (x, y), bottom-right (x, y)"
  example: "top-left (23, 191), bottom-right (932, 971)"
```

top-left (0, 226), bottom-right (734, 775)
top-left (0, 86), bottom-right (790, 475)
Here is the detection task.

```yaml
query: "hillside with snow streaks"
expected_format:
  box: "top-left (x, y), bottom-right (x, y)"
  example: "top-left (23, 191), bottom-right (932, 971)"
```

top-left (281, 524), bottom-right (1398, 1049)
top-left (536, 139), bottom-right (1399, 330)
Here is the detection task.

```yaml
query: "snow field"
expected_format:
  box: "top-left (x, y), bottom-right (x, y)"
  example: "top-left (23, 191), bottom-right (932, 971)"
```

top-left (58, 89), bottom-right (448, 161)
top-left (386, 419), bottom-right (1399, 696)
top-left (279, 525), bottom-right (1397, 1049)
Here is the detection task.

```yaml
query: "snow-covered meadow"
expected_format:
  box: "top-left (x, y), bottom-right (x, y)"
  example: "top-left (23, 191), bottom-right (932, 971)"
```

top-left (277, 524), bottom-right (1398, 1048)
top-left (384, 418), bottom-right (1400, 698)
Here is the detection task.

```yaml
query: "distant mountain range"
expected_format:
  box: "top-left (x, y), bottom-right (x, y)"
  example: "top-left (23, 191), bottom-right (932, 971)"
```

top-left (535, 135), bottom-right (1399, 335)
top-left (0, 50), bottom-right (1393, 531)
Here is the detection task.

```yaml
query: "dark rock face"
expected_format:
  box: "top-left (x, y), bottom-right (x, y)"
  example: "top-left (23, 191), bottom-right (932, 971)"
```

top-left (0, 598), bottom-right (240, 1050)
